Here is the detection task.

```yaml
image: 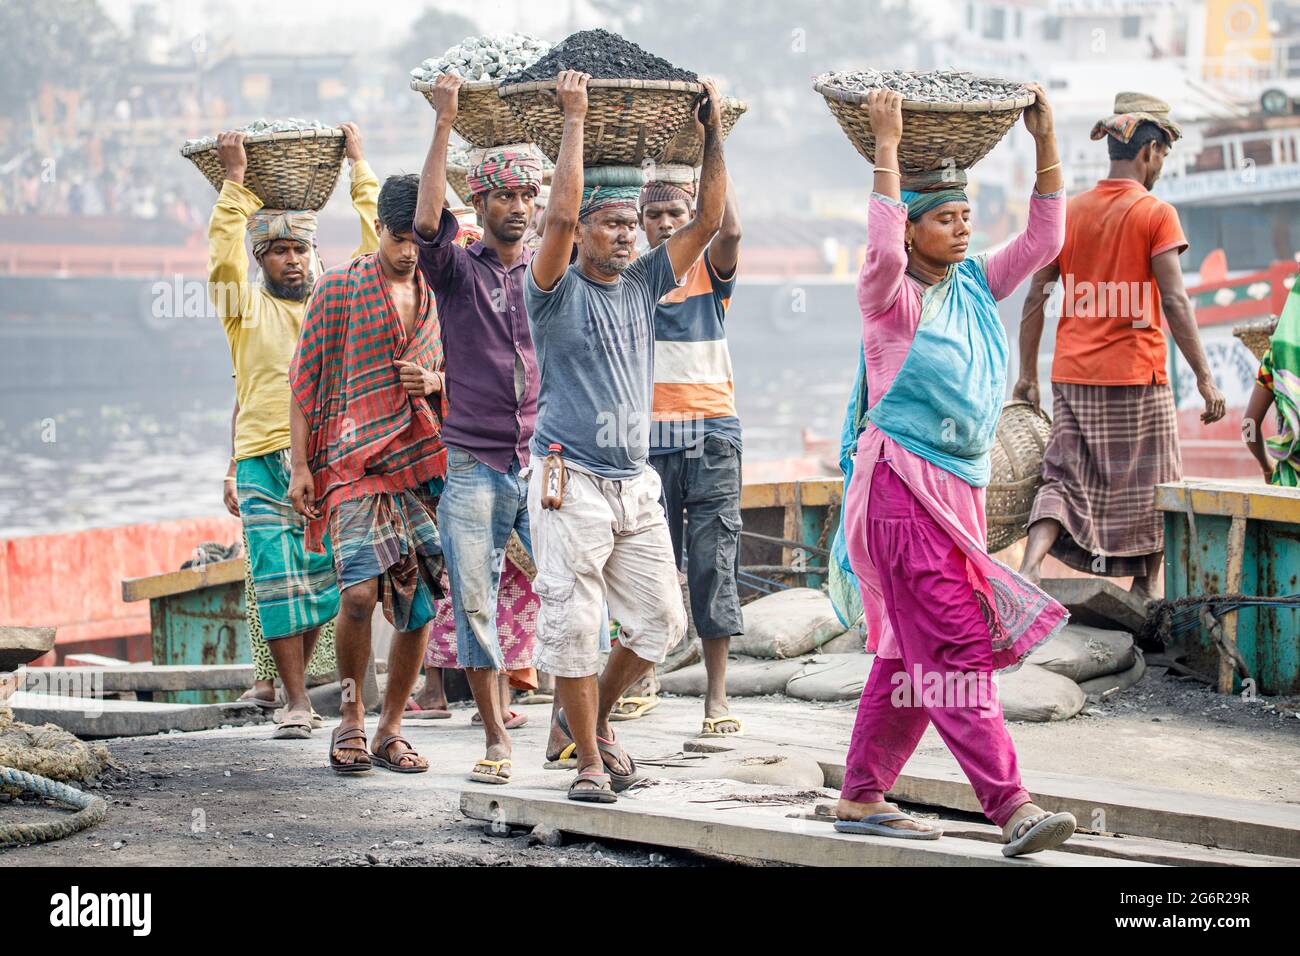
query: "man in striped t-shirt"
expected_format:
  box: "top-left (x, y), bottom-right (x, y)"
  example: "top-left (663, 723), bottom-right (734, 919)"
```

top-left (640, 167), bottom-right (744, 739)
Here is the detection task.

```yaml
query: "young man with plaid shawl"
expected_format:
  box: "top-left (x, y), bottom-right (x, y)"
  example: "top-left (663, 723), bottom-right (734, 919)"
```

top-left (289, 174), bottom-right (447, 774)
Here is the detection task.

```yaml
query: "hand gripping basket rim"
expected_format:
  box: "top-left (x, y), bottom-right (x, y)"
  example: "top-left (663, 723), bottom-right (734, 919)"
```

top-left (410, 77), bottom-right (530, 147)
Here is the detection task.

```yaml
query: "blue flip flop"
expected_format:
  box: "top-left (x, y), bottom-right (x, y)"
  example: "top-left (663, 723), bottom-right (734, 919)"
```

top-left (834, 812), bottom-right (942, 840)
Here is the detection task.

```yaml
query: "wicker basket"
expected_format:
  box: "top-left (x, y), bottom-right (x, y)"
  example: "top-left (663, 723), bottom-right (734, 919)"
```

top-left (411, 78), bottom-right (529, 148)
top-left (181, 128), bottom-right (347, 211)
top-left (986, 400), bottom-right (1053, 554)
top-left (445, 163), bottom-right (471, 203)
top-left (814, 75), bottom-right (1035, 173)
top-left (498, 78), bottom-right (703, 166)
top-left (1233, 316), bottom-right (1278, 361)
top-left (657, 96), bottom-right (747, 166)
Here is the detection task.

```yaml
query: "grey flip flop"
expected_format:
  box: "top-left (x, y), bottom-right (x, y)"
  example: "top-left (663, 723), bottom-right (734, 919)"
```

top-left (556, 709), bottom-right (638, 791)
top-left (568, 770), bottom-right (617, 804)
top-left (834, 812), bottom-right (942, 840)
top-left (1002, 811), bottom-right (1076, 857)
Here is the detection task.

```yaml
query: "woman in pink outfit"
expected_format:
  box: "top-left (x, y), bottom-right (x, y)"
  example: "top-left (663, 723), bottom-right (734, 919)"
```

top-left (835, 86), bottom-right (1077, 857)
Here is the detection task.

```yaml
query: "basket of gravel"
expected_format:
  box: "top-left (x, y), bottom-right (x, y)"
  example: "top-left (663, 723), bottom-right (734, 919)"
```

top-left (1232, 315), bottom-right (1278, 362)
top-left (412, 79), bottom-right (530, 148)
top-left (814, 70), bottom-right (1035, 173)
top-left (986, 400), bottom-right (1053, 554)
top-left (498, 29), bottom-right (702, 166)
top-left (181, 121), bottom-right (346, 211)
top-left (410, 34), bottom-right (554, 148)
top-left (658, 96), bottom-right (747, 167)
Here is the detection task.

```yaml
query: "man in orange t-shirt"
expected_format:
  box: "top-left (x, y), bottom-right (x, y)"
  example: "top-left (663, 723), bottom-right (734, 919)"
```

top-left (1016, 92), bottom-right (1225, 599)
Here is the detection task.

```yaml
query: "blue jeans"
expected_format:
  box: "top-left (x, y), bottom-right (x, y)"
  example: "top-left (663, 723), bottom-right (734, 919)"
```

top-left (436, 446), bottom-right (532, 670)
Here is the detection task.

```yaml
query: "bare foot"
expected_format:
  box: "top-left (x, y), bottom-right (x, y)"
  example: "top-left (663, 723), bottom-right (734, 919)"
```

top-left (835, 797), bottom-right (937, 833)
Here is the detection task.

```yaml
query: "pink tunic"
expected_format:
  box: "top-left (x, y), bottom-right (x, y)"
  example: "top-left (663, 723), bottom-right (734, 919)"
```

top-left (844, 191), bottom-right (1069, 670)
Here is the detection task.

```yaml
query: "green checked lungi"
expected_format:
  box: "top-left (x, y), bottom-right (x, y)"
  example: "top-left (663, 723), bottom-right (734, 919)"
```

top-left (236, 449), bottom-right (340, 640)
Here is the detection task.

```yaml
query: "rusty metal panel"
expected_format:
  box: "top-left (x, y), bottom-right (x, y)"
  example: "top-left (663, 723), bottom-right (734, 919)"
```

top-left (149, 580), bottom-right (249, 704)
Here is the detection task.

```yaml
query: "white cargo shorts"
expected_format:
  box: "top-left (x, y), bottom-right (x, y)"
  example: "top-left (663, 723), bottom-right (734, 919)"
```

top-left (527, 460), bottom-right (687, 678)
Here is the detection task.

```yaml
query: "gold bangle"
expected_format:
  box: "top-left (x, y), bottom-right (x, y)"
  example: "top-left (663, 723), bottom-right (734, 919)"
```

top-left (873, 167), bottom-right (901, 177)
top-left (223, 477), bottom-right (237, 484)
top-left (1036, 161), bottom-right (1061, 175)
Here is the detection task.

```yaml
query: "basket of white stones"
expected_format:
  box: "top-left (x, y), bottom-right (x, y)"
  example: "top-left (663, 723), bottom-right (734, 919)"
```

top-left (411, 33), bottom-right (553, 148)
top-left (814, 69), bottom-right (1035, 173)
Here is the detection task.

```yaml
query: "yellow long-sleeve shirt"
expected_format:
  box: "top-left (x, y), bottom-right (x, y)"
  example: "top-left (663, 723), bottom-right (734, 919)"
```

top-left (208, 159), bottom-right (379, 461)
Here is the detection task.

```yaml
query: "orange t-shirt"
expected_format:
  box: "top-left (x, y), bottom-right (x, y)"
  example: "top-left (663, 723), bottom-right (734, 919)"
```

top-left (1051, 179), bottom-right (1188, 385)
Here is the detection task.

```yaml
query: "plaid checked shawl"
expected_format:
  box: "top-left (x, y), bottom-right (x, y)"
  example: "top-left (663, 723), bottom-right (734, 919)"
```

top-left (291, 253), bottom-right (448, 554)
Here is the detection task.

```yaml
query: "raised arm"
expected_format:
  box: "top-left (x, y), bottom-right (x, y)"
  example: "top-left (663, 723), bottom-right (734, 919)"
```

top-left (414, 76), bottom-right (460, 240)
top-left (856, 90), bottom-right (908, 318)
top-left (531, 70), bottom-right (588, 292)
top-left (1154, 249), bottom-right (1225, 424)
top-left (984, 84), bottom-right (1066, 300)
top-left (665, 78), bottom-right (726, 280)
top-left (341, 123), bottom-right (380, 259)
top-left (1012, 261), bottom-right (1059, 410)
top-left (707, 171), bottom-right (741, 279)
top-left (208, 132), bottom-right (258, 328)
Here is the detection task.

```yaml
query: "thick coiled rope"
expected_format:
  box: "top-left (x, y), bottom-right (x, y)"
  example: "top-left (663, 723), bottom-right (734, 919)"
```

top-left (0, 765), bottom-right (107, 847)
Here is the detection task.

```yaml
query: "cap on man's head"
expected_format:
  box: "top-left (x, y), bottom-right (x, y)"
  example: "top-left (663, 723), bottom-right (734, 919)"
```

top-left (1091, 91), bottom-right (1182, 144)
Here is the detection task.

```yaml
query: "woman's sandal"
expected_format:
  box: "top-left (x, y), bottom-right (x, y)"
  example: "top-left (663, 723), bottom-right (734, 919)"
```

top-left (329, 725), bottom-right (372, 774)
top-left (1002, 810), bottom-right (1076, 857)
top-left (469, 758), bottom-right (512, 785)
top-left (568, 770), bottom-right (617, 804)
top-left (834, 810), bottom-right (942, 840)
top-left (370, 734), bottom-right (429, 774)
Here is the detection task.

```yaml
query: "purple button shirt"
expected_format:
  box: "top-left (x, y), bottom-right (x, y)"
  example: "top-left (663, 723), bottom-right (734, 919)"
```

top-left (415, 208), bottom-right (539, 473)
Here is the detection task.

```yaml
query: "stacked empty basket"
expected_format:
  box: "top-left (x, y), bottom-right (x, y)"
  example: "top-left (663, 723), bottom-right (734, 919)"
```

top-left (180, 128), bottom-right (347, 211)
top-left (986, 400), bottom-right (1053, 553)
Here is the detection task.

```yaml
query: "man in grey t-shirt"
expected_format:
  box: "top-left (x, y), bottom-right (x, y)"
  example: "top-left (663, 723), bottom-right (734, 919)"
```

top-left (526, 70), bottom-right (731, 804)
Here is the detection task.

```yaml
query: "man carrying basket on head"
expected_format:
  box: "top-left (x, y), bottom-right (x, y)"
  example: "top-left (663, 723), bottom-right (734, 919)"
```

top-left (209, 124), bottom-right (378, 740)
top-left (837, 85), bottom-right (1079, 856)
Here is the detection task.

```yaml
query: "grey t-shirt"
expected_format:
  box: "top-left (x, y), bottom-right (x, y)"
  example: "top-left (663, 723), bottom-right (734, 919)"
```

top-left (525, 242), bottom-right (682, 479)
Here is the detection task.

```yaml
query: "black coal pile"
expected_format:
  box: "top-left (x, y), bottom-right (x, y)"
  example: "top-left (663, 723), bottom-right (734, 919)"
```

top-left (505, 29), bottom-right (697, 84)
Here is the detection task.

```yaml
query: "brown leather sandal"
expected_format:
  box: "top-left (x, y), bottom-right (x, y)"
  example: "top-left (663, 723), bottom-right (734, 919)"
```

top-left (370, 734), bottom-right (429, 774)
top-left (329, 725), bottom-right (371, 774)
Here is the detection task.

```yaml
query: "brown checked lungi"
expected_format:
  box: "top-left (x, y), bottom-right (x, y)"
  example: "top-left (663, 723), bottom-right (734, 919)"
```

top-left (1028, 382), bottom-right (1181, 578)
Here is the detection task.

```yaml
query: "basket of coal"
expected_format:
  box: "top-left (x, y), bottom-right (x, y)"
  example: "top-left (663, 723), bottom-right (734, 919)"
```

top-left (814, 69), bottom-right (1035, 173)
top-left (499, 29), bottom-right (702, 166)
top-left (181, 119), bottom-right (346, 211)
top-left (411, 33), bottom-right (552, 148)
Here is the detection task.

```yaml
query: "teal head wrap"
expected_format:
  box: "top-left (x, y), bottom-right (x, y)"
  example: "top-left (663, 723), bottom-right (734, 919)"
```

top-left (900, 168), bottom-right (969, 222)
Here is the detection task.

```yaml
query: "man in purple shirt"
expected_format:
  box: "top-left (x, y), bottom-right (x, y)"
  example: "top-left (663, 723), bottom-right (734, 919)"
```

top-left (414, 73), bottom-right (543, 785)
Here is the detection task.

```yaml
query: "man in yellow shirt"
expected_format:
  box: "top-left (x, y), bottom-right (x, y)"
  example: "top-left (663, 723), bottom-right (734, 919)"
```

top-left (209, 123), bottom-right (379, 738)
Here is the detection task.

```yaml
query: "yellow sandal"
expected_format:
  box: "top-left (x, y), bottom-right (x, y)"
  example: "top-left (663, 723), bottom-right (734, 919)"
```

top-left (699, 716), bottom-right (743, 738)
top-left (469, 758), bottom-right (512, 785)
top-left (609, 695), bottom-right (660, 722)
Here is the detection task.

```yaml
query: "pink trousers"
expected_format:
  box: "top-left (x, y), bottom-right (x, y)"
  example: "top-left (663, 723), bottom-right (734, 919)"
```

top-left (841, 463), bottom-right (1032, 828)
